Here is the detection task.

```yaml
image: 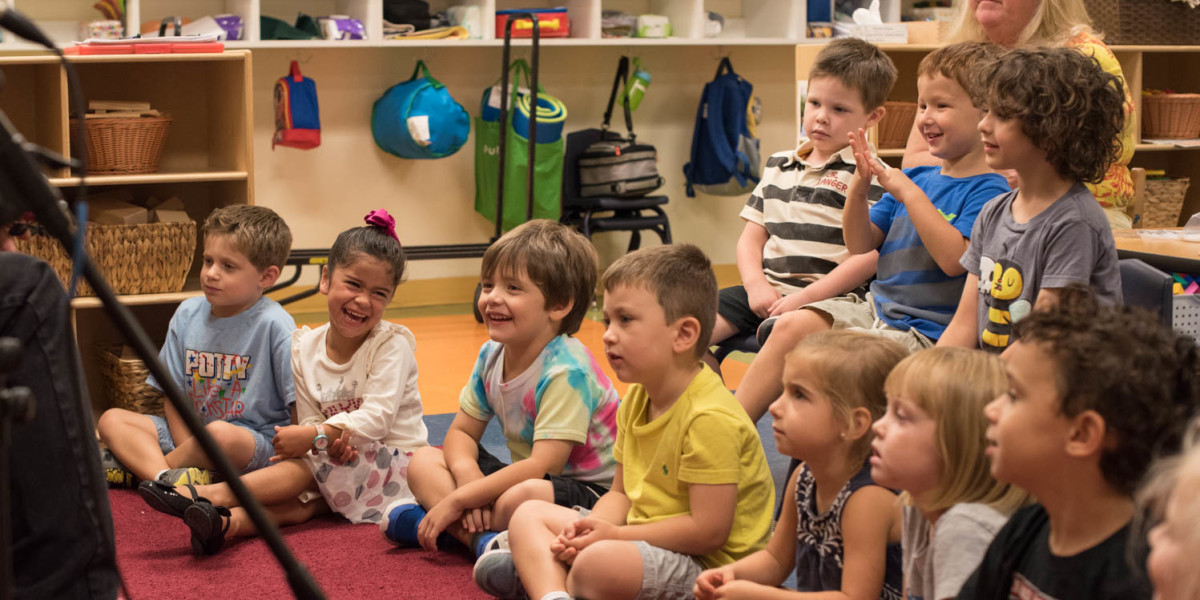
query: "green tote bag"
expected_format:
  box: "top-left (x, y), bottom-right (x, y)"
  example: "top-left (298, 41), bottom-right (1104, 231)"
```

top-left (474, 59), bottom-right (564, 232)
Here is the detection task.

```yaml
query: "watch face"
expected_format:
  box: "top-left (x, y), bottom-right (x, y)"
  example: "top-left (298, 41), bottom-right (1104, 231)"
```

top-left (314, 436), bottom-right (329, 451)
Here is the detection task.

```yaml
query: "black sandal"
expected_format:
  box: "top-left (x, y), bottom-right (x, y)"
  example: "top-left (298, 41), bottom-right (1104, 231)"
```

top-left (183, 501), bottom-right (232, 556)
top-left (137, 480), bottom-right (209, 518)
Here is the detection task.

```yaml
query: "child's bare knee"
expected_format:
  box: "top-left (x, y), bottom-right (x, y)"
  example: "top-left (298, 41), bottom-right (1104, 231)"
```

top-left (568, 541), bottom-right (640, 598)
top-left (494, 479), bottom-right (551, 526)
top-left (206, 421), bottom-right (252, 450)
top-left (508, 498), bottom-right (556, 532)
top-left (96, 409), bottom-right (145, 444)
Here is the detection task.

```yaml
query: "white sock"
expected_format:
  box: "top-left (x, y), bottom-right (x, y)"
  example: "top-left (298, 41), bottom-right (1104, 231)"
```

top-left (155, 469), bottom-right (169, 481)
top-left (539, 593), bottom-right (571, 600)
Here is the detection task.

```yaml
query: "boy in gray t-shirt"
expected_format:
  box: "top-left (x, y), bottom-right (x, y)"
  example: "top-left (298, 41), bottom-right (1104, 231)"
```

top-left (938, 48), bottom-right (1124, 351)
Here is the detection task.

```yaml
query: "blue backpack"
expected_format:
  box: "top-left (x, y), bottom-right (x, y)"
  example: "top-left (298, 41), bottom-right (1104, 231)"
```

top-left (372, 60), bottom-right (469, 159)
top-left (682, 57), bottom-right (762, 197)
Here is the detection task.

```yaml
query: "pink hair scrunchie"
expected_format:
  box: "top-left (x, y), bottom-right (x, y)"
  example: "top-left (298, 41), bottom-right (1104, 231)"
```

top-left (364, 209), bottom-right (399, 243)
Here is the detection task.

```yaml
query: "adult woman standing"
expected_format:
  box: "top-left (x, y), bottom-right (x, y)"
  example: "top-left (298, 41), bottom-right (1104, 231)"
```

top-left (902, 0), bottom-right (1136, 228)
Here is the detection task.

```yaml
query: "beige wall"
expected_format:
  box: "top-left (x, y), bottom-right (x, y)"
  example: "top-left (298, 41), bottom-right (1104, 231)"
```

top-left (250, 45), bottom-right (797, 287)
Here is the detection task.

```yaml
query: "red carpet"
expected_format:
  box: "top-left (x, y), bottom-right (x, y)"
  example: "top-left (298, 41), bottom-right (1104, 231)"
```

top-left (111, 490), bottom-right (491, 599)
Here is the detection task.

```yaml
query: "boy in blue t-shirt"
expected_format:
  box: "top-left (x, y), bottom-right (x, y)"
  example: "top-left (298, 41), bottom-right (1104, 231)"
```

top-left (735, 42), bottom-right (1009, 420)
top-left (97, 205), bottom-right (295, 488)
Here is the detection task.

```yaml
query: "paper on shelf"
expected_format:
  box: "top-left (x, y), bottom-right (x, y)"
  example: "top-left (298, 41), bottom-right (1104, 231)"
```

top-left (1142, 138), bottom-right (1200, 148)
top-left (78, 34), bottom-right (221, 45)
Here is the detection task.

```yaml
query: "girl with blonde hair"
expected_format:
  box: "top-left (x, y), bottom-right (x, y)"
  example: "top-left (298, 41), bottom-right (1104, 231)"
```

top-left (870, 347), bottom-right (1030, 600)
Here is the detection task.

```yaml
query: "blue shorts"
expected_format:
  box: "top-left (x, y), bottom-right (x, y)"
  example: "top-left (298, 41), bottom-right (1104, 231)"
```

top-left (149, 415), bottom-right (274, 472)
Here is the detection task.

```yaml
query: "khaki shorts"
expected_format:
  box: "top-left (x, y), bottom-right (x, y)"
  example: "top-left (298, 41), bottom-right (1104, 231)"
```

top-left (632, 541), bottom-right (705, 600)
top-left (803, 293), bottom-right (934, 353)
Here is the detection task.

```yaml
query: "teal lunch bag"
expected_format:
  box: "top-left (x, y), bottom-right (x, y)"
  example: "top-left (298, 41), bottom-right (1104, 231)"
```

top-left (371, 60), bottom-right (470, 159)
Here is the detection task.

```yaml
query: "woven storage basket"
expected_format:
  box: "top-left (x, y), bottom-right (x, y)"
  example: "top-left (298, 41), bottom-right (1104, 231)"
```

top-left (878, 102), bottom-right (918, 149)
top-left (1088, 0), bottom-right (1200, 45)
top-left (13, 221), bottom-right (196, 296)
top-left (96, 345), bottom-right (165, 416)
top-left (1142, 178), bottom-right (1191, 228)
top-left (71, 115), bottom-right (172, 174)
top-left (1143, 94), bottom-right (1200, 139)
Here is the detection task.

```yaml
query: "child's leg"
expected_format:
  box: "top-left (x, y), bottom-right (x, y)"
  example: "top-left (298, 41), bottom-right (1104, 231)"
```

top-left (190, 457), bottom-right (317, 507)
top-left (491, 479), bottom-right (555, 530)
top-left (224, 498), bottom-right (331, 538)
top-left (96, 408), bottom-right (171, 481)
top-left (165, 420), bottom-right (260, 472)
top-left (507, 500), bottom-right (585, 599)
top-left (734, 308), bottom-right (833, 422)
top-left (407, 446), bottom-right (459, 508)
top-left (570, 541), bottom-right (699, 600)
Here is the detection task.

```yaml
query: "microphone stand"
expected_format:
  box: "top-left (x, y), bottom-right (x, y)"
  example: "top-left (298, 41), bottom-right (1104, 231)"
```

top-left (0, 106), bottom-right (324, 598)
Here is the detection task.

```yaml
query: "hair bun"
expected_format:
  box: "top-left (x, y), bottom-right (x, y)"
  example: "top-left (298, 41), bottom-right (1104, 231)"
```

top-left (364, 209), bottom-right (399, 244)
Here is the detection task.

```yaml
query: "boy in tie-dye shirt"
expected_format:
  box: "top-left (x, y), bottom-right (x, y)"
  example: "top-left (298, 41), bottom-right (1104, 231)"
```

top-left (385, 221), bottom-right (618, 558)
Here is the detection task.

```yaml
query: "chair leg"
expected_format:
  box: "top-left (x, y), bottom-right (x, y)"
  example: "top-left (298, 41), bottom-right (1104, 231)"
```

top-left (656, 208), bottom-right (672, 244)
top-left (627, 231), bottom-right (642, 253)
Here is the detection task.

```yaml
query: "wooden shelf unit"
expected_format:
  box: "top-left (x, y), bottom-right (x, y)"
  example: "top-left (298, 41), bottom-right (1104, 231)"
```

top-left (0, 0), bottom-right (808, 49)
top-left (797, 44), bottom-right (1200, 225)
top-left (0, 50), bottom-right (254, 416)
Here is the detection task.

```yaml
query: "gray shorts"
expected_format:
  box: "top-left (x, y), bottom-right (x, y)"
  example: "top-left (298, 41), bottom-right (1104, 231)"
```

top-left (149, 415), bottom-right (274, 472)
top-left (802, 293), bottom-right (934, 353)
top-left (633, 541), bottom-right (705, 600)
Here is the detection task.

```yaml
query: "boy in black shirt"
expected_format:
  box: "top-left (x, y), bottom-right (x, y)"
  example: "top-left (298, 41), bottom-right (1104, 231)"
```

top-left (957, 288), bottom-right (1200, 600)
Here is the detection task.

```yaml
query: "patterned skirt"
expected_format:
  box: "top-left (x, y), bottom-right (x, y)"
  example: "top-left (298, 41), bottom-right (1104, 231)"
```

top-left (303, 442), bottom-right (416, 524)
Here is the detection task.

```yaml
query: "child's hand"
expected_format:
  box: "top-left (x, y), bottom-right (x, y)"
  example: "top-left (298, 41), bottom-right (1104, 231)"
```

top-left (558, 516), bottom-right (616, 554)
top-left (767, 290), bottom-right (812, 317)
top-left (847, 129), bottom-right (878, 203)
top-left (327, 432), bottom-right (357, 465)
top-left (269, 425), bottom-right (315, 462)
top-left (708, 579), bottom-right (771, 599)
top-left (693, 566), bottom-right (736, 600)
top-left (746, 282), bottom-right (782, 319)
top-left (461, 505), bottom-right (492, 534)
top-left (418, 496), bottom-right (464, 551)
top-left (550, 532), bottom-right (578, 565)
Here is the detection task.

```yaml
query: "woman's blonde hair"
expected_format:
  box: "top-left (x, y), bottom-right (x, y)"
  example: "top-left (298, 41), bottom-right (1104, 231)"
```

top-left (1136, 423), bottom-right (1200, 599)
top-left (945, 0), bottom-right (1097, 48)
top-left (788, 330), bottom-right (909, 465)
top-left (885, 348), bottom-right (1031, 515)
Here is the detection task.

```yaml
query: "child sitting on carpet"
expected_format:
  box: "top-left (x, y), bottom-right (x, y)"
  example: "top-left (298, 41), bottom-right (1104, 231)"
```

top-left (477, 245), bottom-right (775, 600)
top-left (693, 330), bottom-right (905, 600)
top-left (386, 220), bottom-right (620, 557)
top-left (137, 209), bottom-right (429, 555)
top-left (870, 348), bottom-right (1029, 600)
top-left (98, 205), bottom-right (295, 489)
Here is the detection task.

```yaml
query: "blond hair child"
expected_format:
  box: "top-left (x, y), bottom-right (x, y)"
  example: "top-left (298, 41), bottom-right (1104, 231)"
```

top-left (1143, 427), bottom-right (1200, 600)
top-left (871, 348), bottom-right (1030, 600)
top-left (100, 205), bottom-right (294, 488)
top-left (695, 330), bottom-right (907, 599)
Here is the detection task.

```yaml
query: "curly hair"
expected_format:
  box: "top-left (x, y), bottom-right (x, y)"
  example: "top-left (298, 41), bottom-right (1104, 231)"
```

top-left (983, 47), bottom-right (1124, 185)
top-left (1012, 286), bottom-right (1200, 496)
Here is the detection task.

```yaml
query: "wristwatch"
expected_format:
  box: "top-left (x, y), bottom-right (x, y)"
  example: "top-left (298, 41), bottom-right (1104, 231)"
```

top-left (312, 424), bottom-right (330, 452)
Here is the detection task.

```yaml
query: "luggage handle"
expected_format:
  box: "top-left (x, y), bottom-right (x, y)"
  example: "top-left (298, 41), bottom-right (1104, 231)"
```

top-left (601, 56), bottom-right (637, 143)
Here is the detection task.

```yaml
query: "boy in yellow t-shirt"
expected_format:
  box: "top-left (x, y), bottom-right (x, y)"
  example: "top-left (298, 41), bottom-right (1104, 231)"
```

top-left (473, 244), bottom-right (775, 600)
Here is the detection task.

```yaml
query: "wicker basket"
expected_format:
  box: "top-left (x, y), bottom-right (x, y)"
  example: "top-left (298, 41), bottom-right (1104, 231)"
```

top-left (1088, 0), bottom-right (1200, 45)
top-left (878, 101), bottom-right (918, 149)
top-left (13, 221), bottom-right (196, 296)
top-left (96, 345), bottom-right (165, 416)
top-left (1142, 177), bottom-right (1191, 228)
top-left (1143, 94), bottom-right (1200, 140)
top-left (71, 115), bottom-right (172, 175)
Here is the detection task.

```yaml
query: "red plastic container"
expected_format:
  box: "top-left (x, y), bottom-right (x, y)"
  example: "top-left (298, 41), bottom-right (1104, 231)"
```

top-left (495, 11), bottom-right (570, 38)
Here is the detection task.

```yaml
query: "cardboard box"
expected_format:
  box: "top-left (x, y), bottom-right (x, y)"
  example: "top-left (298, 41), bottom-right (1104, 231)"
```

top-left (904, 21), bottom-right (948, 44)
top-left (146, 196), bottom-right (185, 211)
top-left (153, 209), bottom-right (191, 224)
top-left (89, 197), bottom-right (149, 225)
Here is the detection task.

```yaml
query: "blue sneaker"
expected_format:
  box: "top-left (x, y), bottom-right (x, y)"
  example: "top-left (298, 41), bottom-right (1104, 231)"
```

top-left (381, 503), bottom-right (425, 547)
top-left (474, 530), bottom-right (507, 558)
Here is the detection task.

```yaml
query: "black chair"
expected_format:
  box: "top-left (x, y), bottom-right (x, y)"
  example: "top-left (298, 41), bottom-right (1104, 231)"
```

top-left (1120, 257), bottom-right (1174, 328)
top-left (560, 129), bottom-right (671, 253)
